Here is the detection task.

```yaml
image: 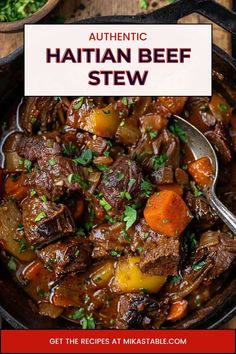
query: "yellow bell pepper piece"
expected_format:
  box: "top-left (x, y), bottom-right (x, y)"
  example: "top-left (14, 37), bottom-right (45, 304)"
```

top-left (110, 256), bottom-right (166, 294)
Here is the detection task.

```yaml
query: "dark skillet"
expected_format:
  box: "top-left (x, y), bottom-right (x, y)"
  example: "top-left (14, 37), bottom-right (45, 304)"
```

top-left (0, 0), bottom-right (236, 329)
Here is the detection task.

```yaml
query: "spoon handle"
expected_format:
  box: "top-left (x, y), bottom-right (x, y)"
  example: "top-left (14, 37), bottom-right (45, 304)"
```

top-left (207, 190), bottom-right (236, 235)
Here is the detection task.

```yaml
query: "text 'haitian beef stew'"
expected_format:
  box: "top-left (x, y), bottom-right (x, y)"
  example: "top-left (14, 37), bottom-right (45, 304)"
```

top-left (0, 95), bottom-right (235, 329)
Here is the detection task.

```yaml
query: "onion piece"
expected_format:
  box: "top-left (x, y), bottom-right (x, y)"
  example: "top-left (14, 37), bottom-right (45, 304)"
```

top-left (197, 230), bottom-right (220, 251)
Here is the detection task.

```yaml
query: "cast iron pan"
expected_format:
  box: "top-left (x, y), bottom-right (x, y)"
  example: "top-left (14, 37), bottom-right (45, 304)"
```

top-left (0, 0), bottom-right (236, 329)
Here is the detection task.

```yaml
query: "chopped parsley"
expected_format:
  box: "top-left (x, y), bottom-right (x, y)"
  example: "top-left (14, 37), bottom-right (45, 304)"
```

top-left (99, 197), bottom-right (112, 211)
top-left (54, 96), bottom-right (61, 102)
top-left (136, 246), bottom-right (143, 254)
top-left (105, 215), bottom-right (115, 223)
top-left (11, 174), bottom-right (18, 182)
top-left (48, 159), bottom-right (57, 166)
top-left (162, 218), bottom-right (168, 224)
top-left (218, 102), bottom-right (229, 112)
top-left (103, 151), bottom-right (110, 157)
top-left (169, 123), bottom-right (188, 143)
top-left (74, 249), bottom-right (80, 257)
top-left (139, 0), bottom-right (149, 9)
top-left (69, 307), bottom-right (85, 320)
top-left (34, 212), bottom-right (47, 222)
top-left (110, 250), bottom-right (121, 257)
top-left (121, 97), bottom-right (128, 105)
top-left (120, 191), bottom-right (131, 200)
top-left (7, 257), bottom-right (17, 271)
top-left (0, 0), bottom-right (47, 22)
top-left (62, 142), bottom-right (77, 157)
top-left (146, 128), bottom-right (158, 139)
top-left (73, 97), bottom-right (85, 110)
top-left (140, 288), bottom-right (149, 294)
top-left (152, 153), bottom-right (168, 170)
top-left (169, 275), bottom-right (182, 284)
top-left (67, 174), bottom-right (88, 189)
top-left (141, 179), bottom-right (153, 197)
top-left (73, 149), bottom-right (93, 166)
top-left (128, 178), bottom-right (136, 188)
top-left (18, 238), bottom-right (27, 254)
top-left (190, 181), bottom-right (202, 197)
top-left (24, 159), bottom-right (32, 172)
top-left (192, 260), bottom-right (206, 271)
top-left (116, 171), bottom-right (125, 181)
top-left (41, 195), bottom-right (47, 202)
top-left (123, 206), bottom-right (137, 230)
top-left (30, 189), bottom-right (37, 197)
top-left (96, 164), bottom-right (108, 172)
top-left (81, 315), bottom-right (96, 329)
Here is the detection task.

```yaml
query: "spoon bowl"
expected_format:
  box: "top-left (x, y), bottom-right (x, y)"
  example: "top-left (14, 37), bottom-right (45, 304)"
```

top-left (172, 114), bottom-right (236, 234)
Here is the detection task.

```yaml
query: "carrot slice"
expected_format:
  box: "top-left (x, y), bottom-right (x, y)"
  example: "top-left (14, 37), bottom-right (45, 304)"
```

top-left (188, 157), bottom-right (213, 187)
top-left (158, 183), bottom-right (183, 196)
top-left (5, 174), bottom-right (28, 200)
top-left (24, 261), bottom-right (45, 281)
top-left (144, 190), bottom-right (192, 237)
top-left (167, 300), bottom-right (188, 321)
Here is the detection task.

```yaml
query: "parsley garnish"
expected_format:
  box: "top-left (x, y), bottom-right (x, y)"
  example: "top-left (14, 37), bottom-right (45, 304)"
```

top-left (96, 164), bottom-right (108, 172)
top-left (99, 197), bottom-right (112, 211)
top-left (123, 206), bottom-right (137, 230)
top-left (169, 123), bottom-right (188, 143)
top-left (139, 0), bottom-right (149, 9)
top-left (128, 178), bottom-right (136, 188)
top-left (192, 260), bottom-right (206, 271)
top-left (34, 212), bottom-right (47, 222)
top-left (73, 97), bottom-right (84, 110)
top-left (67, 174), bottom-right (88, 189)
top-left (121, 97), bottom-right (128, 105)
top-left (218, 103), bottom-right (229, 112)
top-left (48, 159), bottom-right (57, 166)
top-left (18, 238), bottom-right (27, 254)
top-left (141, 179), bottom-right (153, 197)
top-left (110, 250), bottom-right (121, 257)
top-left (120, 191), bottom-right (131, 200)
top-left (24, 159), bottom-right (32, 172)
top-left (169, 275), bottom-right (182, 284)
top-left (190, 181), bottom-right (202, 197)
top-left (69, 307), bottom-right (85, 320)
top-left (81, 315), bottom-right (96, 329)
top-left (7, 257), bottom-right (16, 271)
top-left (73, 149), bottom-right (93, 166)
top-left (116, 171), bottom-right (125, 181)
top-left (62, 142), bottom-right (77, 157)
top-left (41, 195), bottom-right (47, 202)
top-left (152, 153), bottom-right (168, 170)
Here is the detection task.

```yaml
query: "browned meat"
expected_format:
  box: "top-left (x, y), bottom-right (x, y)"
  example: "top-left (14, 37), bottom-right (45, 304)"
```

top-left (89, 222), bottom-right (130, 258)
top-left (37, 236), bottom-right (91, 277)
top-left (205, 122), bottom-right (233, 163)
top-left (131, 219), bottom-right (180, 276)
top-left (25, 156), bottom-right (88, 200)
top-left (98, 156), bottom-right (142, 211)
top-left (20, 97), bottom-right (61, 134)
top-left (116, 293), bottom-right (168, 329)
top-left (16, 134), bottom-right (62, 162)
top-left (140, 236), bottom-right (180, 276)
top-left (195, 230), bottom-right (236, 280)
top-left (185, 191), bottom-right (219, 231)
top-left (22, 198), bottom-right (75, 247)
top-left (76, 132), bottom-right (108, 156)
top-left (131, 129), bottom-right (180, 172)
top-left (175, 167), bottom-right (189, 186)
top-left (151, 166), bottom-right (174, 185)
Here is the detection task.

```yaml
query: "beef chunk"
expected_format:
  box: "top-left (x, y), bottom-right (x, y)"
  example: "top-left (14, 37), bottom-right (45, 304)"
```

top-left (185, 191), bottom-right (219, 231)
top-left (140, 236), bottom-right (180, 276)
top-left (22, 198), bottom-right (75, 247)
top-left (205, 122), bottom-right (233, 163)
top-left (98, 156), bottom-right (142, 211)
top-left (25, 156), bottom-right (87, 200)
top-left (195, 230), bottom-right (236, 280)
top-left (131, 129), bottom-right (180, 172)
top-left (131, 219), bottom-right (180, 276)
top-left (89, 222), bottom-right (130, 258)
top-left (175, 167), bottom-right (189, 186)
top-left (16, 134), bottom-right (62, 162)
top-left (38, 236), bottom-right (91, 277)
top-left (151, 166), bottom-right (174, 185)
top-left (76, 132), bottom-right (108, 156)
top-left (116, 293), bottom-right (168, 329)
top-left (20, 97), bottom-right (61, 134)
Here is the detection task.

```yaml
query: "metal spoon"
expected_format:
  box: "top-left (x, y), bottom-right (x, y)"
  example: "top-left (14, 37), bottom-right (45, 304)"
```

top-left (172, 115), bottom-right (236, 235)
